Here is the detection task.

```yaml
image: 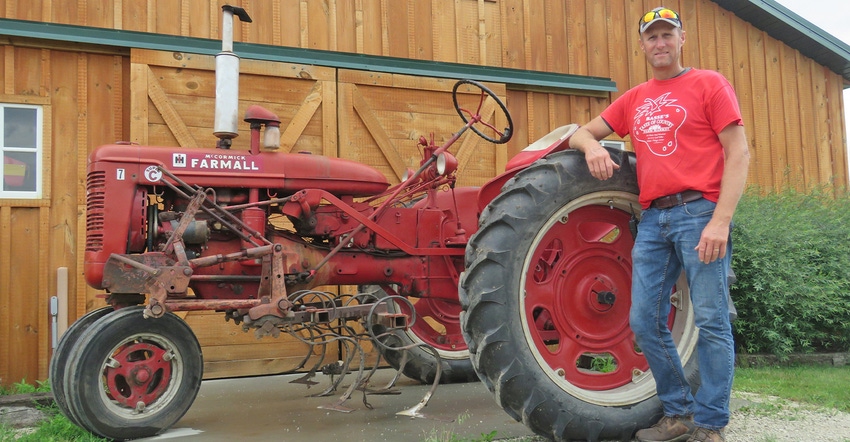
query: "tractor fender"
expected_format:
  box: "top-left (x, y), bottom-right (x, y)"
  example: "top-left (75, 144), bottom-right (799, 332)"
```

top-left (477, 124), bottom-right (579, 212)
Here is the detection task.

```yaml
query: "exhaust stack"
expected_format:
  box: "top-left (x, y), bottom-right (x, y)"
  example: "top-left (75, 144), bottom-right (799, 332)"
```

top-left (214, 5), bottom-right (252, 148)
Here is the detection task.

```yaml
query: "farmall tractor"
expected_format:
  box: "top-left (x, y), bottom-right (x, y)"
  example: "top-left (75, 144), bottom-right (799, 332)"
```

top-left (51, 6), bottom-right (699, 442)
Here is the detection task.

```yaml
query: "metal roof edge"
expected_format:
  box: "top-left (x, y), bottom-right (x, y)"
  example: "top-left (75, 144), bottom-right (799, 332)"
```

top-left (0, 18), bottom-right (617, 93)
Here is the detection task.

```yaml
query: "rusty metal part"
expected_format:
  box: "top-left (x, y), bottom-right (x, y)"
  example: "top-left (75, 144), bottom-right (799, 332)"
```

top-left (189, 244), bottom-right (274, 268)
top-left (161, 190), bottom-right (206, 262)
top-left (394, 344), bottom-right (444, 418)
top-left (358, 351), bottom-right (404, 395)
top-left (248, 244), bottom-right (291, 321)
top-left (289, 372), bottom-right (319, 386)
top-left (373, 312), bottom-right (408, 330)
top-left (156, 167), bottom-right (272, 247)
top-left (240, 301), bottom-right (391, 329)
top-left (164, 299), bottom-right (263, 311)
top-left (102, 254), bottom-right (192, 311)
top-left (188, 275), bottom-right (262, 282)
top-left (106, 293), bottom-right (146, 309)
top-left (144, 265), bottom-right (192, 319)
top-left (254, 318), bottom-right (282, 339)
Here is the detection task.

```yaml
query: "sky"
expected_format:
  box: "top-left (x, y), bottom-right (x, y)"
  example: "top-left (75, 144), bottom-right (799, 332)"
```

top-left (773, 0), bottom-right (850, 166)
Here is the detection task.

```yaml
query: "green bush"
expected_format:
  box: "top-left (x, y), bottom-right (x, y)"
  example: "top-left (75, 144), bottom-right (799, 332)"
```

top-left (730, 187), bottom-right (850, 358)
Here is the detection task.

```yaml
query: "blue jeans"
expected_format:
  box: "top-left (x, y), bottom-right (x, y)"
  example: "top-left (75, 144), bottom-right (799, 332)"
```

top-left (630, 197), bottom-right (735, 430)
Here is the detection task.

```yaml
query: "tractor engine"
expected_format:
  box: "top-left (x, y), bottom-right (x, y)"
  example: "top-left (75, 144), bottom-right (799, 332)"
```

top-left (83, 142), bottom-right (398, 299)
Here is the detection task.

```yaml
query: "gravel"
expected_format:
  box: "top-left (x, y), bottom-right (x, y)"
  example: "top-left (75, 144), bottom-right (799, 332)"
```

top-left (724, 391), bottom-right (850, 442)
top-left (497, 390), bottom-right (850, 441)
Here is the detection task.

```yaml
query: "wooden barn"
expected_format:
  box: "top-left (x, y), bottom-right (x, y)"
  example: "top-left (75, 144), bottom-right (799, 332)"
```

top-left (0, 0), bottom-right (848, 388)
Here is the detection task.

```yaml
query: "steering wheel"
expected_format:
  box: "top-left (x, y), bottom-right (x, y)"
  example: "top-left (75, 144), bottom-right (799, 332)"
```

top-left (452, 79), bottom-right (514, 144)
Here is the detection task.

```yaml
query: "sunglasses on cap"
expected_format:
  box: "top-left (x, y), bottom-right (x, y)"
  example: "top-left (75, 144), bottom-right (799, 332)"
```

top-left (639, 8), bottom-right (682, 33)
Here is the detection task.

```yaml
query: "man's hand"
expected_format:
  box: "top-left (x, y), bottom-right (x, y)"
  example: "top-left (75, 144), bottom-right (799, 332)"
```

top-left (695, 218), bottom-right (730, 264)
top-left (695, 123), bottom-right (750, 264)
top-left (584, 144), bottom-right (620, 180)
top-left (568, 117), bottom-right (619, 180)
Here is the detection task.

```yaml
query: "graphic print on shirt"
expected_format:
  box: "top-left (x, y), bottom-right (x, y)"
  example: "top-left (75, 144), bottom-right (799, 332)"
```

top-left (631, 92), bottom-right (687, 157)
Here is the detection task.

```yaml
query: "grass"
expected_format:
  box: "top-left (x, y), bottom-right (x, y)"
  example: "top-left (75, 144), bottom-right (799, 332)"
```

top-left (0, 380), bottom-right (50, 396)
top-left (0, 415), bottom-right (108, 442)
top-left (733, 364), bottom-right (850, 413)
top-left (420, 411), bottom-right (501, 442)
top-left (0, 380), bottom-right (107, 442)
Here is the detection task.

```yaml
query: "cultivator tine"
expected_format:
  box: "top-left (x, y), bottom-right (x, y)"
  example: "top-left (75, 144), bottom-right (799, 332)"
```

top-left (271, 290), bottom-right (450, 417)
top-left (312, 361), bottom-right (348, 398)
top-left (361, 350), bottom-right (406, 395)
top-left (317, 373), bottom-right (363, 413)
top-left (356, 352), bottom-right (382, 385)
top-left (289, 350), bottom-right (323, 386)
top-left (318, 339), bottom-right (368, 413)
top-left (289, 370), bottom-right (319, 386)
top-left (317, 399), bottom-right (356, 413)
top-left (395, 344), bottom-right (451, 421)
top-left (356, 354), bottom-right (399, 395)
top-left (289, 330), bottom-right (328, 387)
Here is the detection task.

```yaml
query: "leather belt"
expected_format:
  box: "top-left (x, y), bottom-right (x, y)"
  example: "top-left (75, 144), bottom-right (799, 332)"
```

top-left (650, 190), bottom-right (703, 209)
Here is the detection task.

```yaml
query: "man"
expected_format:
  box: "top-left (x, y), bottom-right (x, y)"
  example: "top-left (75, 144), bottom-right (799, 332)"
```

top-left (569, 7), bottom-right (750, 442)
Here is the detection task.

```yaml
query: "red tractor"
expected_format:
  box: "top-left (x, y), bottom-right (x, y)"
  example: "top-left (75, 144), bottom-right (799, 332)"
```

top-left (50, 5), bottom-right (699, 442)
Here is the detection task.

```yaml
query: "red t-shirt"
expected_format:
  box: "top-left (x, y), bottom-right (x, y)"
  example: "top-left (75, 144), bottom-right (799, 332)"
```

top-left (601, 69), bottom-right (743, 208)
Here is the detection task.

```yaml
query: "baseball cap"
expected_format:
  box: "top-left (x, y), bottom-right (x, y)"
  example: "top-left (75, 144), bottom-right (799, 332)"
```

top-left (639, 7), bottom-right (682, 34)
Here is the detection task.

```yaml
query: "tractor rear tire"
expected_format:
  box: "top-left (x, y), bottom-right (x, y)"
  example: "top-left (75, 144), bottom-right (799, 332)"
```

top-left (62, 306), bottom-right (203, 441)
top-left (460, 149), bottom-right (699, 441)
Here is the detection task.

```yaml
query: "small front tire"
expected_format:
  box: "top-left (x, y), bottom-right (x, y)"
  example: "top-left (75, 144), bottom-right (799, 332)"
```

top-left (63, 306), bottom-right (203, 441)
top-left (50, 306), bottom-right (114, 427)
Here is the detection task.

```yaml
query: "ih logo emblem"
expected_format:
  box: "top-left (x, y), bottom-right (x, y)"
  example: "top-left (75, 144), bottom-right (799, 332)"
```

top-left (173, 153), bottom-right (187, 168)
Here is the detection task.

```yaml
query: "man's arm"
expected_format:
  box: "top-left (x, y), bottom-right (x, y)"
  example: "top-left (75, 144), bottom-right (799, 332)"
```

top-left (568, 116), bottom-right (619, 180)
top-left (696, 123), bottom-right (750, 264)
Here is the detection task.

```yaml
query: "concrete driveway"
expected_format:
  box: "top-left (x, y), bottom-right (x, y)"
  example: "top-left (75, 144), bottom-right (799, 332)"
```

top-left (136, 368), bottom-right (539, 442)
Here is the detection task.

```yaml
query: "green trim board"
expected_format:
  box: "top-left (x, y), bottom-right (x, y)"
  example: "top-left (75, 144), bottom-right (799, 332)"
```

top-left (0, 18), bottom-right (617, 94)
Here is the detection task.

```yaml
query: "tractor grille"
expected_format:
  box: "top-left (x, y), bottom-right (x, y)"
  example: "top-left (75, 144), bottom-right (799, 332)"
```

top-left (85, 170), bottom-right (106, 252)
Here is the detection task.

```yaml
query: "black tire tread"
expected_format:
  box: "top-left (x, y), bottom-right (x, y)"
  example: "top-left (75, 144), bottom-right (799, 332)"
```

top-left (49, 306), bottom-right (114, 427)
top-left (62, 306), bottom-right (203, 441)
top-left (460, 149), bottom-right (669, 441)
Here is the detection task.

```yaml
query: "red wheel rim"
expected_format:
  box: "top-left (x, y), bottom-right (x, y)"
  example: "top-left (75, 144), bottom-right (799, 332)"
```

top-left (382, 285), bottom-right (466, 355)
top-left (407, 297), bottom-right (465, 353)
top-left (104, 341), bottom-right (173, 409)
top-left (524, 204), bottom-right (664, 390)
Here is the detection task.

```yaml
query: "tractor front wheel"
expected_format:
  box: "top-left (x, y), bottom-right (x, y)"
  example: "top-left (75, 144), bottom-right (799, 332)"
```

top-left (62, 306), bottom-right (203, 441)
top-left (50, 306), bottom-right (114, 427)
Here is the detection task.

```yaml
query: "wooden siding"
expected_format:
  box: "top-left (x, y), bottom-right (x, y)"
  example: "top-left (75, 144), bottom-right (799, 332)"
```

top-left (0, 43), bottom-right (126, 386)
top-left (0, 0), bottom-right (848, 386)
top-left (1, 0), bottom-right (846, 187)
top-left (337, 70), bottom-right (508, 186)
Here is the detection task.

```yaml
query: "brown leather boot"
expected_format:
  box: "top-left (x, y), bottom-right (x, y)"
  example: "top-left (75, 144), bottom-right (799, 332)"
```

top-left (687, 427), bottom-right (725, 442)
top-left (635, 415), bottom-right (695, 442)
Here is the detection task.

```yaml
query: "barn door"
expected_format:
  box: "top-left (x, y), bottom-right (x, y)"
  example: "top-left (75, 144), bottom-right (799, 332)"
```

top-left (337, 70), bottom-right (509, 186)
top-left (124, 51), bottom-right (510, 379)
top-left (128, 48), bottom-right (338, 379)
